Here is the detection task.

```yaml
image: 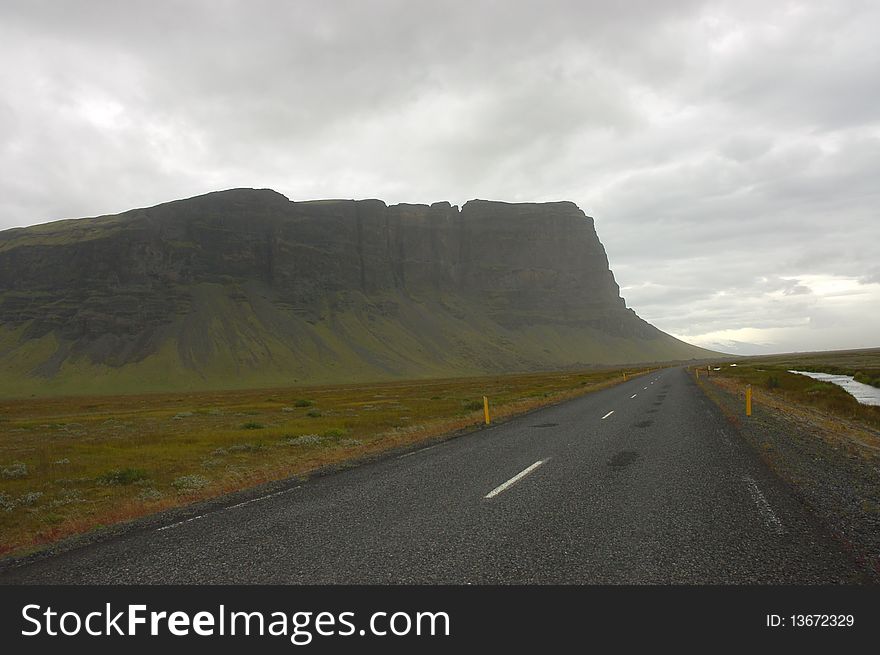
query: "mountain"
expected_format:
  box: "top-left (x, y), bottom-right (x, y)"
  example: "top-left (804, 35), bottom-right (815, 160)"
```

top-left (0, 189), bottom-right (714, 396)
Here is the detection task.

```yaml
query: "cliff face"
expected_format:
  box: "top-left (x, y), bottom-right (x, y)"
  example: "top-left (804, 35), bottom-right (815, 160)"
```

top-left (0, 189), bottom-right (712, 395)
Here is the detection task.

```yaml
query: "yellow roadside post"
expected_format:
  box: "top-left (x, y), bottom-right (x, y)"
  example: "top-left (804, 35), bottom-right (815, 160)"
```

top-left (623, 372), bottom-right (627, 381)
top-left (746, 385), bottom-right (752, 417)
top-left (483, 395), bottom-right (490, 425)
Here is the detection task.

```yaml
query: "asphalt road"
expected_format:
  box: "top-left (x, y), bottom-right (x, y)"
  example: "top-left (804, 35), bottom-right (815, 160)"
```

top-left (0, 368), bottom-right (864, 583)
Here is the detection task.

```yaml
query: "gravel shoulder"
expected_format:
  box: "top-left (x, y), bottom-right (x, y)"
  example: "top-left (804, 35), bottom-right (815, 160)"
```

top-left (698, 373), bottom-right (880, 580)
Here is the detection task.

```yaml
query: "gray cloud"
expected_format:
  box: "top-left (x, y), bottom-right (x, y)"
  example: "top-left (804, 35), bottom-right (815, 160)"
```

top-left (1, 0), bottom-right (878, 354)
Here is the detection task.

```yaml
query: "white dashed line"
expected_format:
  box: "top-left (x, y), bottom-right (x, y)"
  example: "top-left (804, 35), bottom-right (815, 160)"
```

top-left (601, 410), bottom-right (614, 420)
top-left (484, 459), bottom-right (549, 499)
top-left (157, 514), bottom-right (207, 532)
top-left (227, 486), bottom-right (299, 509)
top-left (630, 394), bottom-right (637, 399)
top-left (157, 486), bottom-right (300, 531)
top-left (743, 476), bottom-right (784, 534)
top-left (399, 444), bottom-right (439, 459)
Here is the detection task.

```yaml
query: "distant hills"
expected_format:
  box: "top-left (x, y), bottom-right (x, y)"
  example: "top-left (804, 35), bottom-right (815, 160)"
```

top-left (0, 189), bottom-right (714, 396)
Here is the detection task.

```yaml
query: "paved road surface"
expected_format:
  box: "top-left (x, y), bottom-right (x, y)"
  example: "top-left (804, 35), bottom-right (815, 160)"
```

top-left (0, 368), bottom-right (862, 583)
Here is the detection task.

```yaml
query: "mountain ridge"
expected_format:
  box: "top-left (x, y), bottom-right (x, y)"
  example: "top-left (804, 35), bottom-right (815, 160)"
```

top-left (0, 188), bottom-right (715, 396)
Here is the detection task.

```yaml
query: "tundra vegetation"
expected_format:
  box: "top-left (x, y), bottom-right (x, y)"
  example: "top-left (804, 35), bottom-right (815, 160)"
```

top-left (703, 348), bottom-right (880, 430)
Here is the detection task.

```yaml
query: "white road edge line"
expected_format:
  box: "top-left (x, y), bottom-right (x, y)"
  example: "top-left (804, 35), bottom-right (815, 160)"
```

top-left (399, 444), bottom-right (439, 459)
top-left (601, 410), bottom-right (614, 419)
top-left (630, 394), bottom-right (637, 399)
top-left (157, 486), bottom-right (300, 531)
top-left (484, 459), bottom-right (549, 499)
top-left (157, 515), bottom-right (206, 532)
top-left (226, 486), bottom-right (299, 510)
top-left (743, 476), bottom-right (784, 534)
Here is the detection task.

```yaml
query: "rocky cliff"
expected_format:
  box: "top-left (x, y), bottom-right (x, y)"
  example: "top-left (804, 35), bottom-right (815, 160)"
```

top-left (0, 189), bottom-right (713, 395)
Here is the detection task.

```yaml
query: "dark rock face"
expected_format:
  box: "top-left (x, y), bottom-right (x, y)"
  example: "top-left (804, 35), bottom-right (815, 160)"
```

top-left (0, 188), bottom-right (710, 394)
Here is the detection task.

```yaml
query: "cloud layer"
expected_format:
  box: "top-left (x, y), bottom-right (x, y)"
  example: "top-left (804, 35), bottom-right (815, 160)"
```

top-left (1, 0), bottom-right (878, 354)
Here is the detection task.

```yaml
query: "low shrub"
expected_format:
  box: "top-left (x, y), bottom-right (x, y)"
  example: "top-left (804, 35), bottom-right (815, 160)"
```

top-left (284, 434), bottom-right (323, 446)
top-left (1, 462), bottom-right (28, 479)
top-left (0, 492), bottom-right (15, 512)
top-left (172, 475), bottom-right (210, 491)
top-left (18, 491), bottom-right (42, 506)
top-left (138, 488), bottom-right (163, 502)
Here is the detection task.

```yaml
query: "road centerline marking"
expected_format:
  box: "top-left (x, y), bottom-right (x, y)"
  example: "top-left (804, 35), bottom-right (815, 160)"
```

top-left (484, 459), bottom-right (549, 499)
top-left (630, 394), bottom-right (637, 399)
top-left (601, 410), bottom-right (614, 419)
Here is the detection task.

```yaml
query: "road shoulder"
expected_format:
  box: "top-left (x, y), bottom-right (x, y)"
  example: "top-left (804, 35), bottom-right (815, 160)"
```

top-left (696, 372), bottom-right (880, 581)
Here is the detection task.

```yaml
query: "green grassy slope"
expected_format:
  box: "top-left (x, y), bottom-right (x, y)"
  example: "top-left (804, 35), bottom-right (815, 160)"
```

top-left (0, 283), bottom-right (712, 397)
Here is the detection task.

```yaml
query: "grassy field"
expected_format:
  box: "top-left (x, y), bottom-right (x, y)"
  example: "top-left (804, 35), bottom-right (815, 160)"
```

top-left (733, 347), bottom-right (880, 388)
top-left (0, 365), bottom-right (652, 559)
top-left (697, 347), bottom-right (880, 431)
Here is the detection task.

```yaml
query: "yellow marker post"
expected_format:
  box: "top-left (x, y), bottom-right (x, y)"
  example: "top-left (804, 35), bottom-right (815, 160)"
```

top-left (746, 384), bottom-right (752, 417)
top-left (623, 372), bottom-right (627, 381)
top-left (483, 395), bottom-right (490, 425)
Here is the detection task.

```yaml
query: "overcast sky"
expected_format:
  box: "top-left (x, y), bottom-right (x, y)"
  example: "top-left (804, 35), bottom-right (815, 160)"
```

top-left (1, 0), bottom-right (878, 354)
